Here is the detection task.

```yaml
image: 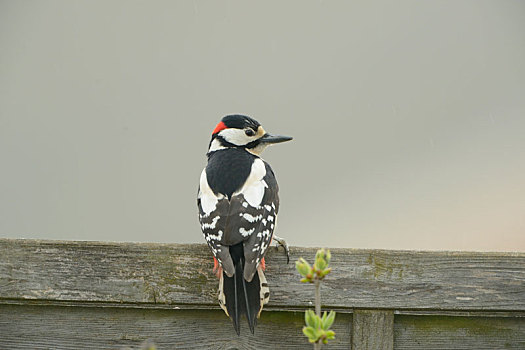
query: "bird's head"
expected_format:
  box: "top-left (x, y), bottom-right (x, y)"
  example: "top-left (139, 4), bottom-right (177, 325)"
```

top-left (208, 114), bottom-right (292, 155)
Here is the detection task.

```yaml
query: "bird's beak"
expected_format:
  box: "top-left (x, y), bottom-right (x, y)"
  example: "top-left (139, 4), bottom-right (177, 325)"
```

top-left (259, 133), bottom-right (293, 144)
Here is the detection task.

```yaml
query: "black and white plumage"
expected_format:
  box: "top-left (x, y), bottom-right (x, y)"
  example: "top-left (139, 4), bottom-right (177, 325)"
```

top-left (197, 114), bottom-right (292, 335)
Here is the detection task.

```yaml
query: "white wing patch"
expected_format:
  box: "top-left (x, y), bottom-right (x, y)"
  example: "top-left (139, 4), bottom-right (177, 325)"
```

top-left (235, 158), bottom-right (267, 207)
top-left (256, 229), bottom-right (270, 238)
top-left (240, 213), bottom-right (263, 223)
top-left (239, 227), bottom-right (255, 237)
top-left (199, 169), bottom-right (223, 217)
top-left (201, 216), bottom-right (220, 229)
top-left (205, 230), bottom-right (223, 242)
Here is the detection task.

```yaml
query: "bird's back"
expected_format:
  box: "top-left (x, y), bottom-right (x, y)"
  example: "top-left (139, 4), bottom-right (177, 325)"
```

top-left (205, 148), bottom-right (257, 199)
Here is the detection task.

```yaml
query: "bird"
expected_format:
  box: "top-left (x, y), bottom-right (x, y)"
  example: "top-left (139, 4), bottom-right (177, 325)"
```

top-left (197, 114), bottom-right (292, 335)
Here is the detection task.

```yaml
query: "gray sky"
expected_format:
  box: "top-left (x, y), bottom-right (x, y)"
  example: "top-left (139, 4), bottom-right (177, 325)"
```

top-left (1, 0), bottom-right (524, 251)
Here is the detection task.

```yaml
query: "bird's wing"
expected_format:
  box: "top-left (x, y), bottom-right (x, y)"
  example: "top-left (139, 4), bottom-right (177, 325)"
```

top-left (198, 168), bottom-right (236, 277)
top-left (240, 161), bottom-right (279, 282)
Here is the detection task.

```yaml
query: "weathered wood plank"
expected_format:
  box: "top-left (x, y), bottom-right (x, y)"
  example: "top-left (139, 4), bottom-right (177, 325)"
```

top-left (395, 310), bottom-right (525, 317)
top-left (1, 239), bottom-right (524, 310)
top-left (0, 304), bottom-right (352, 349)
top-left (393, 315), bottom-right (525, 349)
top-left (352, 310), bottom-right (394, 350)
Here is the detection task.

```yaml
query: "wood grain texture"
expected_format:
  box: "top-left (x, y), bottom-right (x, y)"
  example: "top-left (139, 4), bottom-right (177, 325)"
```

top-left (394, 315), bottom-right (525, 350)
top-left (352, 310), bottom-right (394, 350)
top-left (0, 304), bottom-right (352, 349)
top-left (1, 239), bottom-right (525, 311)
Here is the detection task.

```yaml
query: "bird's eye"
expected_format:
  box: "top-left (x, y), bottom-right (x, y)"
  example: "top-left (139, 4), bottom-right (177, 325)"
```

top-left (245, 129), bottom-right (255, 137)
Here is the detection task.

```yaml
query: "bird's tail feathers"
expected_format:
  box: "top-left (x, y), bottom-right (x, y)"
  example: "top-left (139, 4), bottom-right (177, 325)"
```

top-left (218, 245), bottom-right (269, 335)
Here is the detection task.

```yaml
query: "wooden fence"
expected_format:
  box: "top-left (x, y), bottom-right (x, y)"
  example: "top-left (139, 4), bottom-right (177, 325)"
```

top-left (0, 238), bottom-right (524, 349)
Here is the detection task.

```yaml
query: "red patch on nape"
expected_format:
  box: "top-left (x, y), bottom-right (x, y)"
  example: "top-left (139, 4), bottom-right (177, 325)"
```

top-left (260, 257), bottom-right (266, 271)
top-left (212, 121), bottom-right (228, 134)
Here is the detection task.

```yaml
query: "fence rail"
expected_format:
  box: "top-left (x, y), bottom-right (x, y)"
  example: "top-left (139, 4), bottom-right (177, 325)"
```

top-left (0, 238), bottom-right (524, 349)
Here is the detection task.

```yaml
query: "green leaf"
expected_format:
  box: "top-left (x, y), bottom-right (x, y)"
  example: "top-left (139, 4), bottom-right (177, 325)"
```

top-left (315, 249), bottom-right (323, 261)
top-left (314, 327), bottom-right (325, 340)
top-left (322, 267), bottom-right (332, 276)
top-left (311, 313), bottom-right (321, 330)
top-left (326, 249), bottom-right (331, 263)
top-left (302, 326), bottom-right (317, 342)
top-left (315, 258), bottom-right (327, 271)
top-left (305, 310), bottom-right (317, 327)
top-left (295, 258), bottom-right (311, 277)
top-left (322, 310), bottom-right (336, 330)
top-left (326, 330), bottom-right (336, 339)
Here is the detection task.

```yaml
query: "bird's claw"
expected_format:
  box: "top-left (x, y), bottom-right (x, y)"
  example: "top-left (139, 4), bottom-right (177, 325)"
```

top-left (272, 234), bottom-right (290, 264)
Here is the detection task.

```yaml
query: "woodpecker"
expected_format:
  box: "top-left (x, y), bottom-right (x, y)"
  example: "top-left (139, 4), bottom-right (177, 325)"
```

top-left (197, 114), bottom-right (292, 335)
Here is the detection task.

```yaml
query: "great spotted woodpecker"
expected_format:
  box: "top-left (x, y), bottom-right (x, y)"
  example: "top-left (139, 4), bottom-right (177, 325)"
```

top-left (197, 115), bottom-right (292, 335)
